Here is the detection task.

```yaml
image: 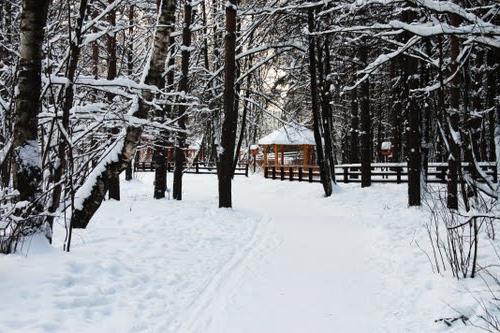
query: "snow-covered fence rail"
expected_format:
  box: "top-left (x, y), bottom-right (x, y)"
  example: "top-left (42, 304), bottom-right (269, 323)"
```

top-left (134, 162), bottom-right (249, 177)
top-left (263, 162), bottom-right (498, 184)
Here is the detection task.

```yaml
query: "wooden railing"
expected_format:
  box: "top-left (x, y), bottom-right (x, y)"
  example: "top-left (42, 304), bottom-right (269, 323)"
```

top-left (264, 165), bottom-right (322, 182)
top-left (263, 162), bottom-right (498, 184)
top-left (134, 162), bottom-right (249, 177)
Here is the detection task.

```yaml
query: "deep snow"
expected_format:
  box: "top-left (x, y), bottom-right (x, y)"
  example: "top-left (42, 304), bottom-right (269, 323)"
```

top-left (0, 173), bottom-right (491, 332)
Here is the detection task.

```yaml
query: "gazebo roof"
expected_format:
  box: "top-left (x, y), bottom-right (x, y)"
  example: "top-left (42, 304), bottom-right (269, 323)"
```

top-left (258, 125), bottom-right (315, 145)
top-left (188, 136), bottom-right (203, 150)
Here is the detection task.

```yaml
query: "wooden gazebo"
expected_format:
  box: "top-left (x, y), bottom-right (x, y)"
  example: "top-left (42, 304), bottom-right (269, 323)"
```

top-left (258, 125), bottom-right (316, 167)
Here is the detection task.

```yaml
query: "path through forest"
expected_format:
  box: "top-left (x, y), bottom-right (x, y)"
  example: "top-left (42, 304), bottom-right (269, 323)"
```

top-left (193, 176), bottom-right (465, 333)
top-left (0, 174), bottom-right (470, 333)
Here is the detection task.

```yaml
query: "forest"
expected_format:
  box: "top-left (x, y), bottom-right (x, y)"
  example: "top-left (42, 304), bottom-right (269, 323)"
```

top-left (0, 0), bottom-right (499, 332)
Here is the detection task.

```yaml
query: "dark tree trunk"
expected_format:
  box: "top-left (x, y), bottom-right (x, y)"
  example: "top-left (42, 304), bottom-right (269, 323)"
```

top-left (446, 12), bottom-right (462, 210)
top-left (12, 0), bottom-right (50, 205)
top-left (154, 2), bottom-right (176, 199)
top-left (390, 63), bottom-right (402, 163)
top-left (173, 0), bottom-right (193, 200)
top-left (486, 49), bottom-right (498, 162)
top-left (376, 105), bottom-right (383, 162)
top-left (402, 9), bottom-right (421, 206)
top-left (125, 5), bottom-right (134, 181)
top-left (350, 87), bottom-right (359, 164)
top-left (217, 0), bottom-right (238, 207)
top-left (318, 37), bottom-right (336, 181)
top-left (154, 33), bottom-right (176, 199)
top-left (307, 8), bottom-right (332, 197)
top-left (359, 45), bottom-right (371, 188)
top-left (436, 36), bottom-right (447, 163)
top-left (233, 80), bottom-right (250, 175)
top-left (106, 1), bottom-right (120, 201)
top-left (462, 59), bottom-right (481, 180)
top-left (0, 1), bottom-right (12, 188)
top-left (421, 41), bottom-right (432, 181)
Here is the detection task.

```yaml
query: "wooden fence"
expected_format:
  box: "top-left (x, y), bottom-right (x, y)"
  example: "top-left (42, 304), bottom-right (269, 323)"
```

top-left (264, 162), bottom-right (498, 184)
top-left (134, 162), bottom-right (249, 177)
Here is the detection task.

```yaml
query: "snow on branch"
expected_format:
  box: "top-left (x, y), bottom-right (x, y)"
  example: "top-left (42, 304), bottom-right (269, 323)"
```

top-left (389, 20), bottom-right (500, 38)
top-left (344, 35), bottom-right (421, 91)
top-left (73, 134), bottom-right (125, 211)
top-left (352, 0), bottom-right (494, 27)
top-left (0, 139), bottom-right (12, 168)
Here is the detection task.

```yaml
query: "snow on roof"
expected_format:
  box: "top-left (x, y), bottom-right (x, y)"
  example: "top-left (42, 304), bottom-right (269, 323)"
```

top-left (381, 141), bottom-right (392, 150)
top-left (188, 136), bottom-right (203, 150)
top-left (258, 125), bottom-right (316, 145)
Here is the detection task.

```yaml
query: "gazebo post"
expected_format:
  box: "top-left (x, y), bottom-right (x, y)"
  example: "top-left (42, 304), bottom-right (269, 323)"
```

top-left (274, 144), bottom-right (279, 166)
top-left (304, 144), bottom-right (310, 166)
top-left (280, 144), bottom-right (285, 165)
top-left (263, 145), bottom-right (268, 166)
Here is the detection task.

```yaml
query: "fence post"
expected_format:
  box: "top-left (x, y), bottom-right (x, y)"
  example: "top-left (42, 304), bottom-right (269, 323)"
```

top-left (280, 166), bottom-right (285, 181)
top-left (439, 166), bottom-right (446, 182)
top-left (493, 164), bottom-right (498, 183)
top-left (298, 167), bottom-right (303, 182)
top-left (289, 167), bottom-right (293, 181)
top-left (245, 163), bottom-right (249, 177)
top-left (272, 166), bottom-right (276, 179)
top-left (264, 166), bottom-right (268, 178)
top-left (308, 167), bottom-right (313, 183)
top-left (343, 167), bottom-right (348, 183)
top-left (195, 162), bottom-right (199, 174)
top-left (396, 166), bottom-right (401, 184)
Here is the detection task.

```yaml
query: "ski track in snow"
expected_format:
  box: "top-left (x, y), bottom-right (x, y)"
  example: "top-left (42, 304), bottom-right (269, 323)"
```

top-left (0, 173), bottom-right (486, 333)
top-left (176, 215), bottom-right (276, 333)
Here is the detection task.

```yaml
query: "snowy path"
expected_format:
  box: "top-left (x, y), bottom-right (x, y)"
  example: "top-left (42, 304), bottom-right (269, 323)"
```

top-left (0, 174), bottom-right (472, 333)
top-left (196, 177), bottom-right (465, 333)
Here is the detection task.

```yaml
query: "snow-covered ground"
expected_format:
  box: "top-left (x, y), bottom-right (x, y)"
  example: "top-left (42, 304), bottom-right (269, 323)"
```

top-left (0, 173), bottom-right (491, 332)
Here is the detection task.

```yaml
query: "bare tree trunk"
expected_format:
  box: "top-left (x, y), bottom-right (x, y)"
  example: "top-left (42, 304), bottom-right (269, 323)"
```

top-left (0, 1), bottom-right (12, 187)
top-left (233, 46), bottom-right (254, 175)
top-left (106, 1), bottom-right (120, 201)
top-left (46, 0), bottom-right (88, 239)
top-left (390, 64), bottom-right (402, 163)
top-left (318, 37), bottom-right (336, 181)
top-left (447, 11), bottom-right (462, 210)
top-left (125, 5), bottom-right (135, 181)
top-left (402, 8), bottom-right (421, 206)
top-left (72, 0), bottom-right (176, 228)
top-left (421, 41), bottom-right (432, 181)
top-left (233, 80), bottom-right (250, 175)
top-left (12, 0), bottom-right (50, 205)
top-left (307, 8), bottom-right (332, 197)
top-left (495, 104), bottom-right (500, 178)
top-left (486, 49), bottom-right (498, 162)
top-left (350, 87), bottom-right (359, 164)
top-left (217, 0), bottom-right (238, 208)
top-left (359, 44), bottom-right (371, 188)
top-left (153, 32), bottom-right (176, 199)
top-left (173, 0), bottom-right (192, 200)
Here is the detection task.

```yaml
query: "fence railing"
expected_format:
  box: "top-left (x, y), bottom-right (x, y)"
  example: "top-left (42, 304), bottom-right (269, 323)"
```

top-left (263, 162), bottom-right (498, 184)
top-left (134, 161), bottom-right (249, 177)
